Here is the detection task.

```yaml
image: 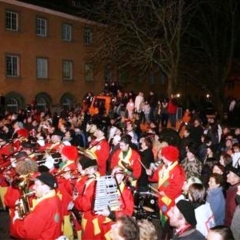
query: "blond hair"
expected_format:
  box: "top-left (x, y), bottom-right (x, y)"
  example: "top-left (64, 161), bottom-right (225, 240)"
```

top-left (15, 158), bottom-right (38, 175)
top-left (137, 219), bottom-right (158, 240)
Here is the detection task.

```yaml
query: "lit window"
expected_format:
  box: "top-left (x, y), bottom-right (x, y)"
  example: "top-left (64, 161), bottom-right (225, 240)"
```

top-left (36, 17), bottom-right (47, 37)
top-left (5, 11), bottom-right (18, 31)
top-left (62, 23), bottom-right (72, 41)
top-left (63, 60), bottom-right (73, 80)
top-left (6, 55), bottom-right (20, 77)
top-left (85, 63), bottom-right (94, 81)
top-left (84, 26), bottom-right (92, 45)
top-left (36, 58), bottom-right (48, 79)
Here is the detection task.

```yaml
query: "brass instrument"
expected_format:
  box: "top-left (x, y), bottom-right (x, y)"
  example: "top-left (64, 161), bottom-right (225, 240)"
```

top-left (13, 174), bottom-right (35, 219)
top-left (36, 157), bottom-right (62, 165)
top-left (36, 152), bottom-right (62, 167)
top-left (78, 147), bottom-right (97, 160)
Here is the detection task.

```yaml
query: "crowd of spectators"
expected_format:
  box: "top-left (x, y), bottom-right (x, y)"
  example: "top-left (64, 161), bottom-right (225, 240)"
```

top-left (0, 81), bottom-right (240, 239)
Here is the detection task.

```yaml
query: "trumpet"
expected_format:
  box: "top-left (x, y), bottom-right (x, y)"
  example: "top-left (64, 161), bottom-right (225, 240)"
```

top-left (54, 169), bottom-right (79, 177)
top-left (14, 174), bottom-right (35, 219)
top-left (36, 157), bottom-right (62, 165)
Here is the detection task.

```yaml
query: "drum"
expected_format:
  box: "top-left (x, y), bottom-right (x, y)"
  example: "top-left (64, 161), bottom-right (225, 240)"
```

top-left (133, 191), bottom-right (145, 210)
top-left (142, 193), bottom-right (158, 213)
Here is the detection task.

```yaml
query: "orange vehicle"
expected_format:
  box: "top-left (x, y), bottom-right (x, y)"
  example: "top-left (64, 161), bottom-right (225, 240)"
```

top-left (88, 95), bottom-right (112, 116)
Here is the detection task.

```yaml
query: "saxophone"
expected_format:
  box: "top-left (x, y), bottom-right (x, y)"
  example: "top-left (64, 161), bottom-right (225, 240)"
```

top-left (13, 174), bottom-right (35, 219)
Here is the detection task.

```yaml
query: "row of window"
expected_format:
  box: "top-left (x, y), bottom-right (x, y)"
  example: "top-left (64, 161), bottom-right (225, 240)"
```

top-left (5, 10), bottom-right (92, 45)
top-left (6, 54), bottom-right (94, 81)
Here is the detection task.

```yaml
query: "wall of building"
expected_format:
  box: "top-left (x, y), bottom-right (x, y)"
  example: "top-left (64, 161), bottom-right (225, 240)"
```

top-left (0, 0), bottom-right (104, 109)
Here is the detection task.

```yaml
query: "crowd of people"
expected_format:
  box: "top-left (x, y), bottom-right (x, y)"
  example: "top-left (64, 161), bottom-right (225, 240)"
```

top-left (0, 84), bottom-right (239, 240)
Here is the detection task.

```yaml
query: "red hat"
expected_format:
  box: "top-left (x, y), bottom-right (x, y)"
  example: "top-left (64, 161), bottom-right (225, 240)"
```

top-left (17, 129), bottom-right (29, 138)
top-left (161, 146), bottom-right (179, 162)
top-left (61, 146), bottom-right (78, 161)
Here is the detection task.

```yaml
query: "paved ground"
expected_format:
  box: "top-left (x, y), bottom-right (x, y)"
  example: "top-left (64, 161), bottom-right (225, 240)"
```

top-left (0, 210), bottom-right (10, 240)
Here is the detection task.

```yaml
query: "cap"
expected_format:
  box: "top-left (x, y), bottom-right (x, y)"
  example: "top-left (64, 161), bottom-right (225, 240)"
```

top-left (21, 141), bottom-right (34, 149)
top-left (161, 145), bottom-right (179, 162)
top-left (226, 165), bottom-right (240, 177)
top-left (52, 130), bottom-right (64, 139)
top-left (36, 172), bottom-right (58, 189)
top-left (96, 123), bottom-right (108, 135)
top-left (176, 200), bottom-right (197, 226)
top-left (79, 156), bottom-right (97, 170)
top-left (61, 145), bottom-right (78, 161)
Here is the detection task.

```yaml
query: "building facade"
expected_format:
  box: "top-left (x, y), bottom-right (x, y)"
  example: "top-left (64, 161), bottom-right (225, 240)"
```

top-left (0, 0), bottom-right (106, 112)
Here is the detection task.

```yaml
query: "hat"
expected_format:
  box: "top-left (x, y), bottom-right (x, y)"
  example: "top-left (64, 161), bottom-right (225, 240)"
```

top-left (17, 129), bottom-right (29, 138)
top-left (79, 156), bottom-right (97, 170)
top-left (96, 123), bottom-right (108, 135)
top-left (176, 200), bottom-right (197, 226)
top-left (13, 151), bottom-right (28, 161)
top-left (187, 142), bottom-right (198, 156)
top-left (21, 142), bottom-right (34, 149)
top-left (226, 165), bottom-right (240, 177)
top-left (36, 172), bottom-right (58, 189)
top-left (52, 130), bottom-right (64, 139)
top-left (61, 146), bottom-right (78, 161)
top-left (161, 146), bottom-right (179, 162)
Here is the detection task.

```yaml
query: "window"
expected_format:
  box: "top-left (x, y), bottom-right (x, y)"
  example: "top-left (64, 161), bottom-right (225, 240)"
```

top-left (84, 63), bottom-right (94, 81)
top-left (84, 26), bottom-right (92, 45)
top-left (36, 58), bottom-right (48, 79)
top-left (6, 98), bottom-right (18, 113)
top-left (5, 11), bottom-right (19, 31)
top-left (6, 55), bottom-right (20, 77)
top-left (63, 60), bottom-right (73, 80)
top-left (36, 97), bottom-right (46, 112)
top-left (62, 23), bottom-right (72, 41)
top-left (36, 17), bottom-right (47, 37)
top-left (62, 98), bottom-right (71, 110)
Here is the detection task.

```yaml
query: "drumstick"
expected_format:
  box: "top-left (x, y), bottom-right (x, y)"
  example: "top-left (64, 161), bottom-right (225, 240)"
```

top-left (148, 184), bottom-right (160, 196)
top-left (138, 158), bottom-right (148, 171)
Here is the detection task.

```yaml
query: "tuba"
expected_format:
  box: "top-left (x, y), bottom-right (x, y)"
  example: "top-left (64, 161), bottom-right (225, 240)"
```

top-left (12, 174), bottom-right (35, 219)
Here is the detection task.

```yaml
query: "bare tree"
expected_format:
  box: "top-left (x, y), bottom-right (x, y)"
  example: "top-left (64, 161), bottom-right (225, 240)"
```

top-left (181, 0), bottom-right (240, 116)
top-left (77, 0), bottom-right (196, 95)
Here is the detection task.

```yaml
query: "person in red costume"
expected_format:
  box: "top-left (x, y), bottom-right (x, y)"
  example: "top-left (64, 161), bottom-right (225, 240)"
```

top-left (11, 172), bottom-right (63, 239)
top-left (56, 145), bottom-right (79, 239)
top-left (95, 166), bottom-right (135, 238)
top-left (11, 121), bottom-right (29, 149)
top-left (147, 145), bottom-right (186, 227)
top-left (59, 145), bottom-right (78, 171)
top-left (38, 130), bottom-right (63, 153)
top-left (4, 158), bottom-right (38, 237)
top-left (73, 157), bottom-right (111, 240)
top-left (71, 155), bottom-right (90, 240)
top-left (88, 122), bottom-right (110, 176)
top-left (110, 135), bottom-right (142, 187)
top-left (0, 136), bottom-right (15, 209)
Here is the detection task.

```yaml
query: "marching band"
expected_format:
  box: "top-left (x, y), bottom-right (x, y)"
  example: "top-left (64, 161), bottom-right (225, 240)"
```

top-left (0, 110), bottom-right (166, 240)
